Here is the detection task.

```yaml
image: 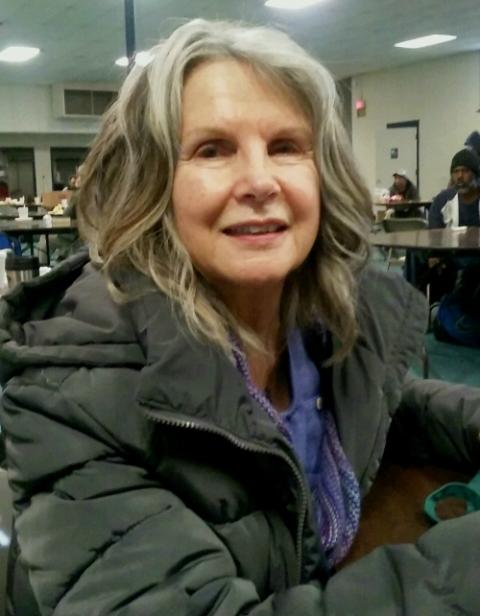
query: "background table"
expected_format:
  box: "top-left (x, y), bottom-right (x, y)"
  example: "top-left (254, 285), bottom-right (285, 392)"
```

top-left (0, 217), bottom-right (77, 264)
top-left (341, 461), bottom-right (469, 567)
top-left (370, 227), bottom-right (480, 252)
top-left (374, 200), bottom-right (432, 210)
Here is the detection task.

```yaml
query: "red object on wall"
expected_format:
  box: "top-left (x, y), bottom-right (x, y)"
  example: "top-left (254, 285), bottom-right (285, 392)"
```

top-left (355, 99), bottom-right (366, 117)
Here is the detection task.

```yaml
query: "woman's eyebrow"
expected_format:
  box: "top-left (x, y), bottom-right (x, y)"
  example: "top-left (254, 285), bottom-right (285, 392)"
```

top-left (182, 125), bottom-right (313, 142)
top-left (181, 127), bottom-right (231, 142)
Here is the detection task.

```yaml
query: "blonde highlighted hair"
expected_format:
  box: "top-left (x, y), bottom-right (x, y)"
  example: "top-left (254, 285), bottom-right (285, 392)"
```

top-left (78, 18), bottom-right (372, 360)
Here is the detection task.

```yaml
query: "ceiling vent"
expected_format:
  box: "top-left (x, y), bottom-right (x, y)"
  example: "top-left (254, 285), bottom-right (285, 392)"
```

top-left (52, 83), bottom-right (117, 119)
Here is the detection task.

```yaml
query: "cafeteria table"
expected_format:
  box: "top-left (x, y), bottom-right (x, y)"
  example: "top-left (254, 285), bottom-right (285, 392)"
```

top-left (341, 461), bottom-right (469, 566)
top-left (0, 217), bottom-right (77, 265)
top-left (370, 226), bottom-right (480, 287)
top-left (370, 226), bottom-right (480, 252)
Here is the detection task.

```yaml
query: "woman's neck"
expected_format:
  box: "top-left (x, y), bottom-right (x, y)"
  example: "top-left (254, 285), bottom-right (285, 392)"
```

top-left (221, 284), bottom-right (291, 411)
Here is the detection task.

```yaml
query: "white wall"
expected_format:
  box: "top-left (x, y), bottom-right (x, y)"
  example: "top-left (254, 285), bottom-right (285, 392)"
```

top-left (351, 52), bottom-right (480, 200)
top-left (0, 84), bottom-right (102, 134)
top-left (0, 83), bottom-right (101, 192)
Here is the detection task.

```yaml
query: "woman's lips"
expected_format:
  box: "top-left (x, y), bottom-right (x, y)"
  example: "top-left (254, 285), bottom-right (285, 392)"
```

top-left (223, 222), bottom-right (287, 236)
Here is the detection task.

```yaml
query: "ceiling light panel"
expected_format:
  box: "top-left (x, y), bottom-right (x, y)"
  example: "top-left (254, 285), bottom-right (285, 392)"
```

top-left (395, 34), bottom-right (457, 49)
top-left (0, 46), bottom-right (40, 63)
top-left (265, 0), bottom-right (325, 9)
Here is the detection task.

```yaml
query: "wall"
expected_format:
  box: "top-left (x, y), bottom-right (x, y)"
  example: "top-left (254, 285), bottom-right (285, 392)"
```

top-left (0, 83), bottom-right (103, 192)
top-left (0, 84), bottom-right (103, 134)
top-left (351, 52), bottom-right (480, 200)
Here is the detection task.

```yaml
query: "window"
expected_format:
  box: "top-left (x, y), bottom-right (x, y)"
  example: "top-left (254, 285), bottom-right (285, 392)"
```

top-left (0, 148), bottom-right (36, 199)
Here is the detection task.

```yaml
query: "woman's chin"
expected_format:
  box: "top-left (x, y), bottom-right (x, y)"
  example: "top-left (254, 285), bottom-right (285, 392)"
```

top-left (203, 266), bottom-right (287, 293)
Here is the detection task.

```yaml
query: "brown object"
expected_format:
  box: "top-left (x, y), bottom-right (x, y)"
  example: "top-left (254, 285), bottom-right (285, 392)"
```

top-left (435, 497), bottom-right (468, 520)
top-left (40, 191), bottom-right (72, 210)
top-left (340, 462), bottom-right (469, 568)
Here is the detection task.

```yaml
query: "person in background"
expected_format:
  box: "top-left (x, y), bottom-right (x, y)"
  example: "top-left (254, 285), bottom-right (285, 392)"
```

top-left (47, 165), bottom-right (83, 262)
top-left (389, 169), bottom-right (418, 201)
top-left (427, 147), bottom-right (480, 337)
top-left (63, 164), bottom-right (83, 220)
top-left (464, 130), bottom-right (480, 157)
top-left (429, 148), bottom-right (480, 229)
top-left (0, 19), bottom-right (479, 616)
top-left (386, 169), bottom-right (422, 218)
top-left (64, 174), bottom-right (78, 191)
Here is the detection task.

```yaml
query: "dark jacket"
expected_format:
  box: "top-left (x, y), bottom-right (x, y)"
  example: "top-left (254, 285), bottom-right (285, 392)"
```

top-left (429, 187), bottom-right (480, 229)
top-left (0, 252), bottom-right (479, 615)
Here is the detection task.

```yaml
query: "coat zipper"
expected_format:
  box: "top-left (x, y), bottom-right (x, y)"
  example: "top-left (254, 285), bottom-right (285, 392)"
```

top-left (144, 408), bottom-right (308, 585)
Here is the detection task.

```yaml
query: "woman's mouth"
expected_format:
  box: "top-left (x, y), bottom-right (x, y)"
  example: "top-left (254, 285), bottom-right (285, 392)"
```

top-left (224, 223), bottom-right (287, 236)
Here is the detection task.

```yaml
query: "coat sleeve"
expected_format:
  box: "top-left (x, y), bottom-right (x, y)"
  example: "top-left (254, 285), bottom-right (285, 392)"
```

top-left (428, 192), bottom-right (447, 229)
top-left (2, 375), bottom-right (480, 616)
top-left (387, 372), bottom-right (480, 470)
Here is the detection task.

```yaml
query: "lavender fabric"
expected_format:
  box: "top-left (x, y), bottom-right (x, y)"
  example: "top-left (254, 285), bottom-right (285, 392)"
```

top-left (232, 329), bottom-right (360, 568)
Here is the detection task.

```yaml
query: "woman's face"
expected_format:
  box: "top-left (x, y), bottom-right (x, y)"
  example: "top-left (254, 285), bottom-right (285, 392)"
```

top-left (172, 59), bottom-right (320, 297)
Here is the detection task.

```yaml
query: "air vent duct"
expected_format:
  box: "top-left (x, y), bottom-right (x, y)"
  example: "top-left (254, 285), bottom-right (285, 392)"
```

top-left (52, 83), bottom-right (117, 119)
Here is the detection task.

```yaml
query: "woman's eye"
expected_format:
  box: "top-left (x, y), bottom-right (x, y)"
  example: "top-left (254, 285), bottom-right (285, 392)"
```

top-left (196, 140), bottom-right (232, 158)
top-left (269, 140), bottom-right (301, 155)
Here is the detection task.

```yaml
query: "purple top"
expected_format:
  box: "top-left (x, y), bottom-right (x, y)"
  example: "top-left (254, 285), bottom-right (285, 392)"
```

top-left (282, 329), bottom-right (324, 499)
top-left (281, 329), bottom-right (360, 567)
top-left (232, 328), bottom-right (360, 568)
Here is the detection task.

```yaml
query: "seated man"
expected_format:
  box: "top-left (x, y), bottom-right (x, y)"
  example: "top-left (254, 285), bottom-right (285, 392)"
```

top-left (429, 148), bottom-right (480, 229)
top-left (427, 149), bottom-right (480, 331)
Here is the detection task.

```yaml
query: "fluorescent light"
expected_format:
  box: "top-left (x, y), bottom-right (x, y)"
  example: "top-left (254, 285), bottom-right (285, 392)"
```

top-left (0, 46), bottom-right (40, 63)
top-left (115, 51), bottom-right (153, 68)
top-left (134, 51), bottom-right (153, 67)
top-left (395, 34), bottom-right (456, 49)
top-left (0, 530), bottom-right (10, 547)
top-left (265, 0), bottom-right (324, 9)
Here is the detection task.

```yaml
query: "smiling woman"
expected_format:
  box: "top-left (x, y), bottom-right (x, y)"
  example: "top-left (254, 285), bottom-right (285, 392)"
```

top-left (1, 17), bottom-right (480, 616)
top-left (173, 59), bottom-right (320, 318)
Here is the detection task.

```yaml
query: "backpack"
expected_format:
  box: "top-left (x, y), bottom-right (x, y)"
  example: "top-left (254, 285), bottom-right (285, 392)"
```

top-left (0, 233), bottom-right (22, 256)
top-left (433, 265), bottom-right (480, 347)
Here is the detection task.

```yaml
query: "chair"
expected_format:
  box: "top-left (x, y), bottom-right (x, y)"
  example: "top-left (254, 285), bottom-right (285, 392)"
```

top-left (381, 217), bottom-right (428, 271)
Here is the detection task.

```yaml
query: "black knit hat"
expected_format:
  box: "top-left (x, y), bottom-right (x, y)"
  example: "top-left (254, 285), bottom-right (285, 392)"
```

top-left (450, 148), bottom-right (480, 176)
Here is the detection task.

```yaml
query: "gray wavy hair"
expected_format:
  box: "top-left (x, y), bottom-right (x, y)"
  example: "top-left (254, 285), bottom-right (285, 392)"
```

top-left (78, 18), bottom-right (372, 360)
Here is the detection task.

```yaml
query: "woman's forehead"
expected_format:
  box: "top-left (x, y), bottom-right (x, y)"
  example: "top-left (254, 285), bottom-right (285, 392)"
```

top-left (180, 59), bottom-right (312, 132)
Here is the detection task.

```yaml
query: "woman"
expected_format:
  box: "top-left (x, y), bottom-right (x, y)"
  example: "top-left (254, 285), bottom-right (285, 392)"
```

top-left (0, 19), bottom-right (479, 615)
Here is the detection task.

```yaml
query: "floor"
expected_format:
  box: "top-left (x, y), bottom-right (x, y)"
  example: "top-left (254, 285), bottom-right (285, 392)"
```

top-left (371, 248), bottom-right (480, 388)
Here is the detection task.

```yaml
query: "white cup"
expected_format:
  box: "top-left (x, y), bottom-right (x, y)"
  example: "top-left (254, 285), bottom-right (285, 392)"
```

top-left (17, 206), bottom-right (29, 219)
top-left (43, 214), bottom-right (52, 227)
top-left (34, 196), bottom-right (41, 205)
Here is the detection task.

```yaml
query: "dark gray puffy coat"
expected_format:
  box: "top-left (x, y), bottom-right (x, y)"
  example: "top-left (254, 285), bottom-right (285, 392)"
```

top-left (0, 252), bottom-right (479, 615)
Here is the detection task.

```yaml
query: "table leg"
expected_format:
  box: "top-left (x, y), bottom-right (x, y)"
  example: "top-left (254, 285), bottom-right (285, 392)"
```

top-left (45, 234), bottom-right (50, 265)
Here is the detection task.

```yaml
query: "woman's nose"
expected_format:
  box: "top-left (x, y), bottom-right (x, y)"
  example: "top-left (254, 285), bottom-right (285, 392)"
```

top-left (232, 150), bottom-right (280, 205)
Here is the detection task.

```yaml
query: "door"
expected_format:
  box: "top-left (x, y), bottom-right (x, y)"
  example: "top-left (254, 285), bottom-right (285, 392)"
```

top-left (375, 124), bottom-right (418, 194)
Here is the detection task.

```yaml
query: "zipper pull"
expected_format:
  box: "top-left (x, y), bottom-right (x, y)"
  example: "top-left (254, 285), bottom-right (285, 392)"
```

top-left (316, 396), bottom-right (322, 410)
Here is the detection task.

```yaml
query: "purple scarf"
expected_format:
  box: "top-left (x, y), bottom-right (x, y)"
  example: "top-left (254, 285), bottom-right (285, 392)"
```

top-left (232, 335), bottom-right (360, 568)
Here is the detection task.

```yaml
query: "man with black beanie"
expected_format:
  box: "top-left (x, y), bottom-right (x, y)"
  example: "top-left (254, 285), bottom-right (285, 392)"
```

top-left (429, 147), bottom-right (480, 228)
